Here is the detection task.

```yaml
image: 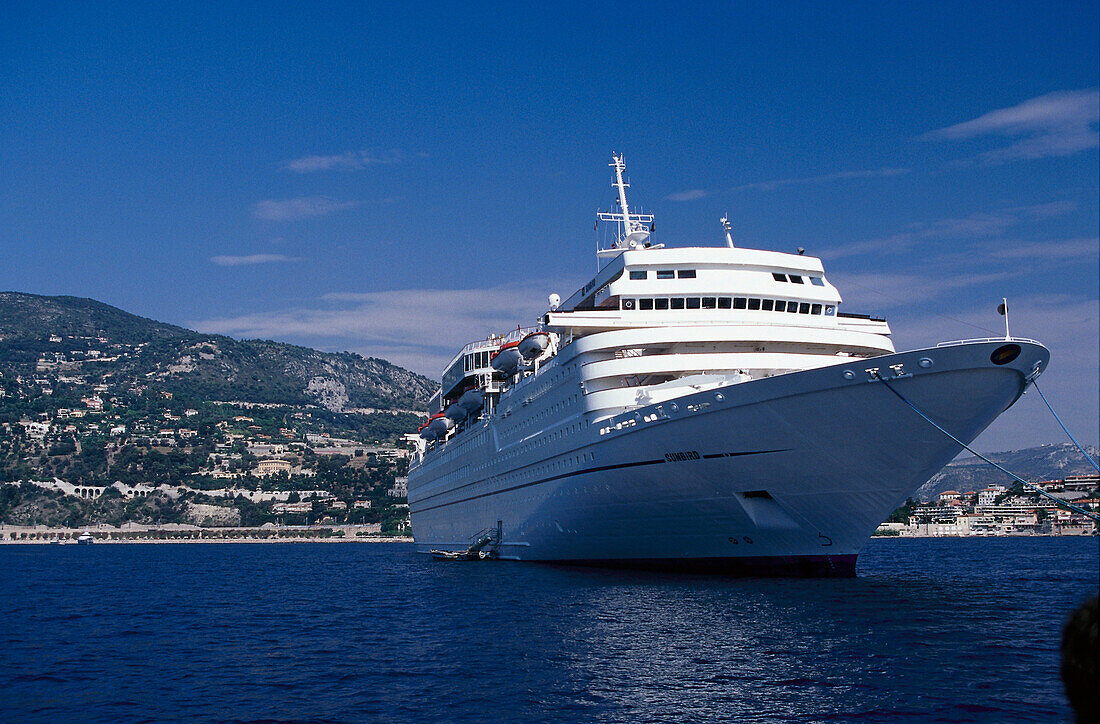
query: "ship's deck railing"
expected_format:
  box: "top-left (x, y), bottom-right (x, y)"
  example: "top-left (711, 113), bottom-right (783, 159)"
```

top-left (936, 337), bottom-right (1041, 347)
top-left (458, 325), bottom-right (542, 356)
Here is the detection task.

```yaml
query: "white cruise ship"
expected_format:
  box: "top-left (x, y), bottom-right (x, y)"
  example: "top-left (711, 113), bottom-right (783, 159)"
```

top-left (407, 155), bottom-right (1049, 575)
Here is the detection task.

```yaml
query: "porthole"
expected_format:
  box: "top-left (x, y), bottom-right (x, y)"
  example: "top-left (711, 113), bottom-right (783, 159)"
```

top-left (990, 344), bottom-right (1021, 365)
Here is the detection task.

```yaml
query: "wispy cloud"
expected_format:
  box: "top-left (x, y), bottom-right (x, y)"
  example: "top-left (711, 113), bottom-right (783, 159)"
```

top-left (985, 237), bottom-right (1099, 261)
top-left (252, 197), bottom-right (358, 221)
top-left (191, 282), bottom-right (575, 376)
top-left (665, 167), bottom-right (909, 201)
top-left (210, 254), bottom-right (302, 266)
top-left (831, 269), bottom-right (1022, 308)
top-left (820, 202), bottom-right (1078, 260)
top-left (924, 89), bottom-right (1100, 162)
top-left (732, 167), bottom-right (910, 192)
top-left (284, 149), bottom-right (405, 173)
top-left (665, 189), bottom-right (709, 202)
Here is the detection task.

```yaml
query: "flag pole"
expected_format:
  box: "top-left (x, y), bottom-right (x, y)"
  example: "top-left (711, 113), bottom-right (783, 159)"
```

top-left (998, 298), bottom-right (1010, 340)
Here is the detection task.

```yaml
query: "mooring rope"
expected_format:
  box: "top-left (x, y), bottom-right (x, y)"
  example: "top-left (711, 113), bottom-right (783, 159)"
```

top-left (1031, 380), bottom-right (1100, 474)
top-left (871, 372), bottom-right (1100, 522)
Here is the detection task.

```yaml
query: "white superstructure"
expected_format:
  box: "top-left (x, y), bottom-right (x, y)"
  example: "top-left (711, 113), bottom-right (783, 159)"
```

top-left (407, 155), bottom-right (1049, 575)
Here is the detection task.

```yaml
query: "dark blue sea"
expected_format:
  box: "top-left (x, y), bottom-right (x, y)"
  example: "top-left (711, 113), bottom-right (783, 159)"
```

top-left (2, 537), bottom-right (1096, 723)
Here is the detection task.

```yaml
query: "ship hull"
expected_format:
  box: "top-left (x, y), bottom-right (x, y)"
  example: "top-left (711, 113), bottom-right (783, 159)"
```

top-left (408, 340), bottom-right (1047, 575)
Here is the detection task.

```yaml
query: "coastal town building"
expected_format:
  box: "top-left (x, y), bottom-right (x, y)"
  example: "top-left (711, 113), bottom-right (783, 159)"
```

top-left (253, 459), bottom-right (293, 477)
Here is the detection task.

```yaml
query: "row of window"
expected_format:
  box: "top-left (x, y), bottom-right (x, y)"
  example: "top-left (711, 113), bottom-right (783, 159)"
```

top-left (621, 297), bottom-right (834, 315)
top-left (629, 269), bottom-right (696, 280)
top-left (772, 272), bottom-right (825, 286)
top-left (627, 268), bottom-right (826, 287)
top-left (462, 349), bottom-right (492, 372)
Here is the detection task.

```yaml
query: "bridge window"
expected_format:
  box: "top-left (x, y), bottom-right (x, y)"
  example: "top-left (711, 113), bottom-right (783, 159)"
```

top-left (678, 270), bottom-right (696, 279)
top-left (686, 298), bottom-right (701, 309)
top-left (799, 303), bottom-right (811, 314)
top-left (717, 297), bottom-right (732, 309)
top-left (657, 270), bottom-right (675, 279)
top-left (654, 298), bottom-right (669, 310)
top-left (824, 305), bottom-right (835, 315)
top-left (630, 270), bottom-right (647, 280)
top-left (639, 298), bottom-right (654, 310)
top-left (671, 298), bottom-right (685, 309)
top-left (748, 298), bottom-right (761, 310)
top-left (622, 299), bottom-right (636, 310)
top-left (761, 299), bottom-right (774, 311)
top-left (733, 297), bottom-right (747, 309)
top-left (772, 272), bottom-right (787, 282)
top-left (810, 277), bottom-right (825, 286)
top-left (787, 302), bottom-right (799, 313)
top-left (789, 275), bottom-right (804, 284)
top-left (702, 297), bottom-right (716, 309)
top-left (774, 300), bottom-right (787, 312)
top-left (811, 303), bottom-right (822, 315)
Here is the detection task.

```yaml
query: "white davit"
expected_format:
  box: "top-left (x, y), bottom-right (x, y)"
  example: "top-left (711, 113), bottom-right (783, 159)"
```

top-left (407, 154), bottom-right (1049, 576)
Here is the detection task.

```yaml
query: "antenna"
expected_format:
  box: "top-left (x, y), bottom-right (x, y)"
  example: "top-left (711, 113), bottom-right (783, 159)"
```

top-left (596, 154), bottom-right (655, 260)
top-left (721, 215), bottom-right (735, 248)
top-left (998, 298), bottom-right (1010, 339)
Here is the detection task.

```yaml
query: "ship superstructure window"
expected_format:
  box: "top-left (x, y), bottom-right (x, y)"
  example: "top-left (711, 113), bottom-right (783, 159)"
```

top-left (789, 275), bottom-right (804, 284)
top-left (615, 296), bottom-right (828, 315)
top-left (810, 277), bottom-right (825, 286)
top-left (772, 272), bottom-right (787, 282)
top-left (657, 270), bottom-right (675, 279)
top-left (630, 270), bottom-right (647, 280)
top-left (678, 270), bottom-right (696, 279)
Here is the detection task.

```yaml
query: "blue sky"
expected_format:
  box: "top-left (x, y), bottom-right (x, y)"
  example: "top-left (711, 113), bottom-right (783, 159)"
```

top-left (1, 1), bottom-right (1097, 451)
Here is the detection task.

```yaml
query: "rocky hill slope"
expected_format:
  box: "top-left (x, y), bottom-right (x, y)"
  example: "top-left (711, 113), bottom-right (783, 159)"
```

top-left (915, 443), bottom-right (1099, 501)
top-left (0, 292), bottom-right (434, 412)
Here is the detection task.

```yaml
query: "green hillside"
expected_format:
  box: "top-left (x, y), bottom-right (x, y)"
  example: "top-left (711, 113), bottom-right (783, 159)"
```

top-left (0, 291), bottom-right (434, 412)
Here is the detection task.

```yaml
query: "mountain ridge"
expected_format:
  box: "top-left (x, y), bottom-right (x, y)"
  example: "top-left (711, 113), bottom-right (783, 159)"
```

top-left (915, 442), bottom-right (1098, 501)
top-left (0, 291), bottom-right (434, 412)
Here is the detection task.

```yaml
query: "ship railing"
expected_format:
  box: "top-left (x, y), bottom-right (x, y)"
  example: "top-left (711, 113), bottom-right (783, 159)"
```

top-left (936, 337), bottom-right (1041, 347)
top-left (459, 325), bottom-right (542, 355)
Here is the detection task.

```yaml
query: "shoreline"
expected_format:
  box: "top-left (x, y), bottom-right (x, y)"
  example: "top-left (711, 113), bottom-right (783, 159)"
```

top-left (0, 524), bottom-right (412, 545)
top-left (871, 532), bottom-right (1096, 539)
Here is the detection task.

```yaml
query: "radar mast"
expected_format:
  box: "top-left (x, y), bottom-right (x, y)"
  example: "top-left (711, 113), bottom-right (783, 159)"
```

top-left (597, 154), bottom-right (656, 259)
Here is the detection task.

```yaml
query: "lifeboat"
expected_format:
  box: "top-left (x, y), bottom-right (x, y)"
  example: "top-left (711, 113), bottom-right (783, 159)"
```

top-left (444, 402), bottom-right (467, 421)
top-left (518, 331), bottom-right (550, 360)
top-left (428, 415), bottom-right (454, 438)
top-left (490, 340), bottom-right (523, 374)
top-left (457, 389), bottom-right (484, 413)
top-left (418, 412), bottom-right (451, 440)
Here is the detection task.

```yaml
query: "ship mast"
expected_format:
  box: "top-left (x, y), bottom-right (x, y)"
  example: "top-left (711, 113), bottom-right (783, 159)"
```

top-left (721, 215), bottom-right (735, 248)
top-left (597, 154), bottom-right (655, 260)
